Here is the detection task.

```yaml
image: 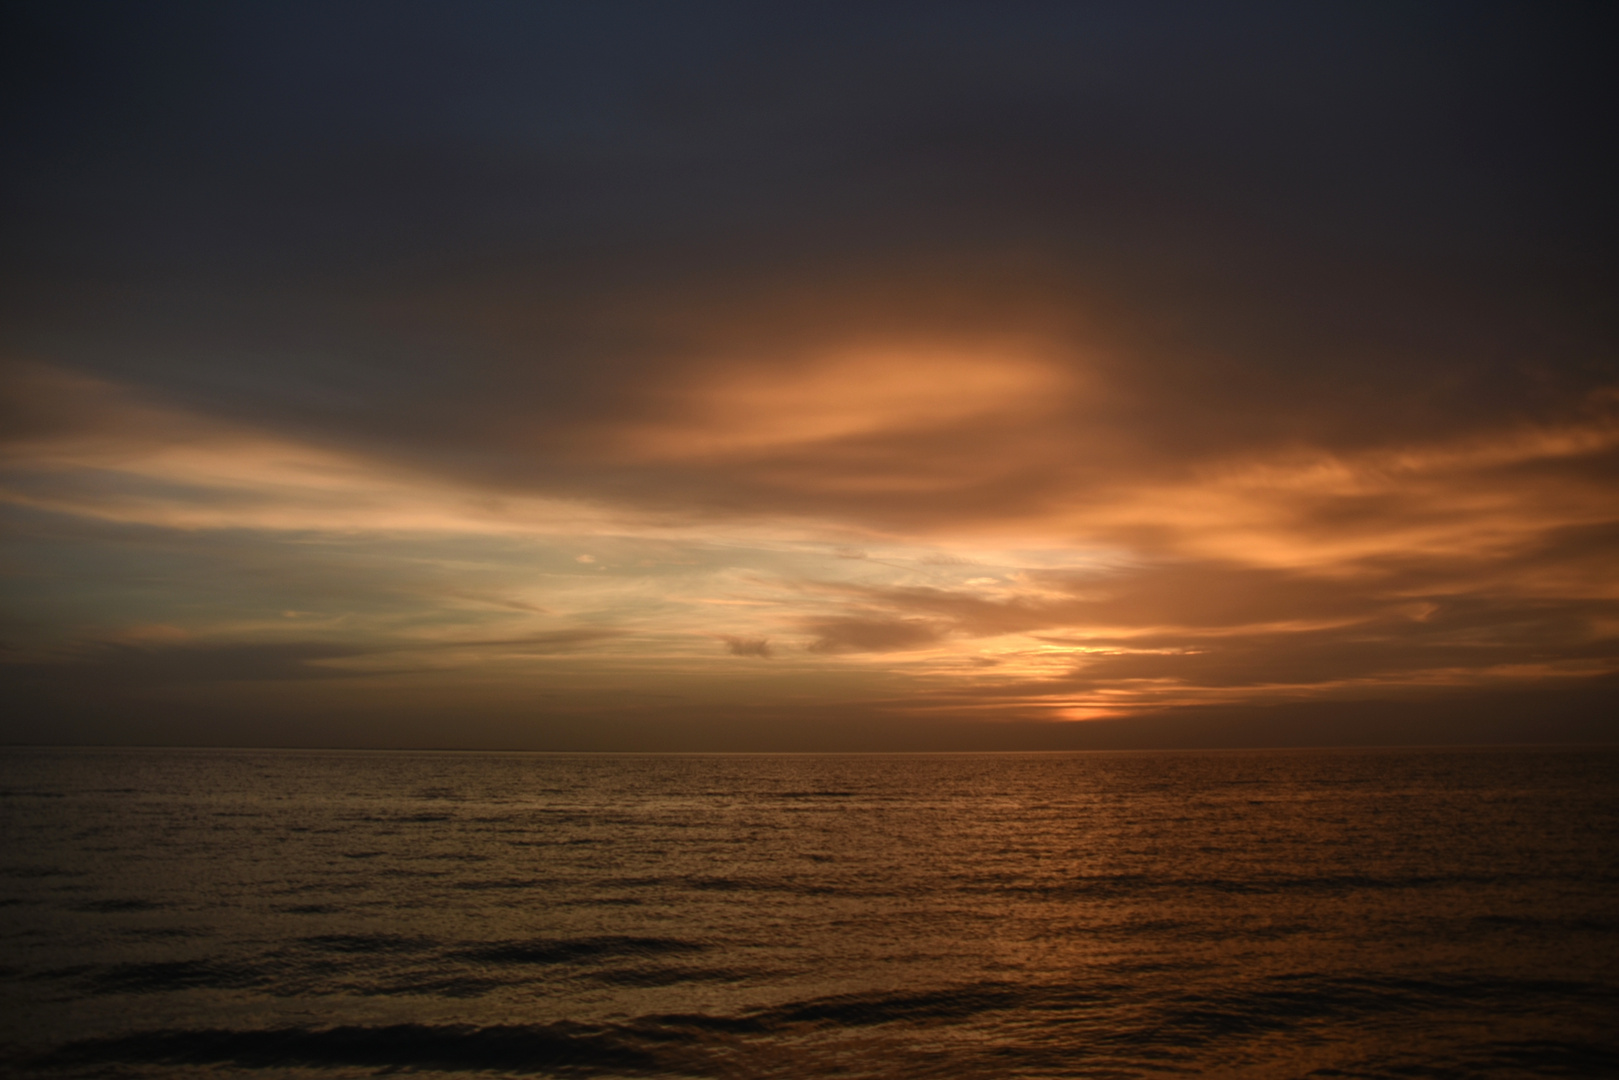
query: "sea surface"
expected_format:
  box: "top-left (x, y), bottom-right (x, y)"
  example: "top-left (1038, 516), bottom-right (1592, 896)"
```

top-left (1, 747), bottom-right (1616, 1078)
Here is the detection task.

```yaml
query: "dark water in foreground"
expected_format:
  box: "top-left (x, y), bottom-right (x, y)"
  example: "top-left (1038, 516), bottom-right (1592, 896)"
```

top-left (1, 748), bottom-right (1616, 1079)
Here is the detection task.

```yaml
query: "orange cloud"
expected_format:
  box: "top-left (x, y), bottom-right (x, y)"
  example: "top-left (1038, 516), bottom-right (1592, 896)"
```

top-left (609, 341), bottom-right (1074, 460)
top-left (4, 357), bottom-right (1615, 727)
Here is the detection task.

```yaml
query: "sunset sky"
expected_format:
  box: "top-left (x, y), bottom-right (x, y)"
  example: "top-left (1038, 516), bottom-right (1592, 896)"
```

top-left (3, 3), bottom-right (1616, 748)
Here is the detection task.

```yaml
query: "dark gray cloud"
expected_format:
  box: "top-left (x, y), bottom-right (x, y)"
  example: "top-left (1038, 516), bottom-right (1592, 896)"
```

top-left (721, 636), bottom-right (773, 658)
top-left (2, 628), bottom-right (624, 692)
top-left (805, 617), bottom-right (945, 654)
top-left (2, 3), bottom-right (1616, 746)
top-left (447, 630), bottom-right (626, 654)
top-left (4, 3), bottom-right (1613, 468)
top-left (6, 640), bottom-right (373, 686)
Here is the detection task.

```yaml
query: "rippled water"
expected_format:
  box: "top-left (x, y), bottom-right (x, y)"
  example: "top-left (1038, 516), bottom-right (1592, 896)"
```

top-left (2, 747), bottom-right (1616, 1078)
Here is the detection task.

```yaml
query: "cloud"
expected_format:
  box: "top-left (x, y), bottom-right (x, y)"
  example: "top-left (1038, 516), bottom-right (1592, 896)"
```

top-left (443, 591), bottom-right (550, 614)
top-left (2, 627), bottom-right (633, 714)
top-left (804, 617), bottom-right (946, 654)
top-left (3, 6), bottom-right (1616, 743)
top-left (439, 629), bottom-right (626, 654)
top-left (0, 360), bottom-right (628, 537)
top-left (608, 344), bottom-right (1073, 460)
top-left (5, 640), bottom-right (373, 686)
top-left (5, 352), bottom-right (1616, 722)
top-left (720, 636), bottom-right (773, 658)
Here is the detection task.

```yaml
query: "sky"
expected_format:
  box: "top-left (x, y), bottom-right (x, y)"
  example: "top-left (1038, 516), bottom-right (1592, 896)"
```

top-left (2, 2), bottom-right (1616, 749)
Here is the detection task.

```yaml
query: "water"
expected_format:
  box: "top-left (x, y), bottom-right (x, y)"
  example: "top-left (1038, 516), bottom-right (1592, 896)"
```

top-left (1, 747), bottom-right (1616, 1078)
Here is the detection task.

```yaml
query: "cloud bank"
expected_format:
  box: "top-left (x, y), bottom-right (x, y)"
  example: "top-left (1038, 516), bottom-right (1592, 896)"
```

top-left (2, 3), bottom-right (1615, 746)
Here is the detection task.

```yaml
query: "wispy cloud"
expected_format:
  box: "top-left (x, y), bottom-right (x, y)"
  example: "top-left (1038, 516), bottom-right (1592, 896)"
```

top-left (4, 355), bottom-right (1615, 726)
top-left (4, 3), bottom-right (1616, 744)
top-left (720, 635), bottom-right (774, 658)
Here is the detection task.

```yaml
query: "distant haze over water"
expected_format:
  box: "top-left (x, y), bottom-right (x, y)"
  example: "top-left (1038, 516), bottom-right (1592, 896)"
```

top-left (2, 747), bottom-right (1616, 1078)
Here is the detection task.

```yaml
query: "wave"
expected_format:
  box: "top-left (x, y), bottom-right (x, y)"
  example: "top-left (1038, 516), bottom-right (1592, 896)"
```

top-left (51, 934), bottom-right (719, 1002)
top-left (32, 974), bottom-right (1618, 1077)
top-left (85, 959), bottom-right (266, 995)
top-left (973, 870), bottom-right (1603, 898)
top-left (38, 1022), bottom-right (663, 1075)
top-left (300, 933), bottom-right (429, 954)
top-left (456, 936), bottom-right (705, 966)
top-left (770, 790), bottom-right (860, 798)
top-left (72, 898), bottom-right (164, 913)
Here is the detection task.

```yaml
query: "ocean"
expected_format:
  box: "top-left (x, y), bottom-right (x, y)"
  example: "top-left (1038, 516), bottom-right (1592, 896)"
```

top-left (2, 747), bottom-right (1616, 1078)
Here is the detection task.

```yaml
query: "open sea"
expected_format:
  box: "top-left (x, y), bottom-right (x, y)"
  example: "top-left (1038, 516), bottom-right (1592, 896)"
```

top-left (1, 747), bottom-right (1616, 1078)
